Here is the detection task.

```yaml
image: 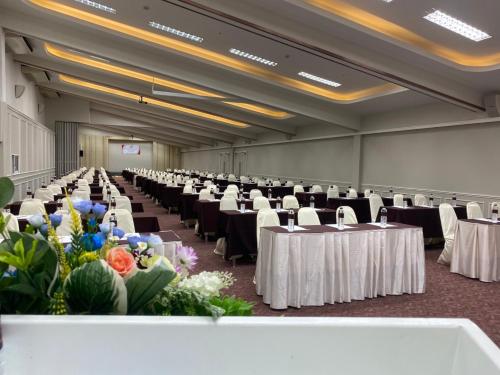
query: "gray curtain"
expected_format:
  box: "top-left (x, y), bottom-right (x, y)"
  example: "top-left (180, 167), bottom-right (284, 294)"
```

top-left (55, 121), bottom-right (79, 177)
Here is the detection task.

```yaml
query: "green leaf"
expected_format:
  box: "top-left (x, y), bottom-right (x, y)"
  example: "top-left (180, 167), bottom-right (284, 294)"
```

top-left (5, 282), bottom-right (40, 297)
top-left (0, 177), bottom-right (14, 208)
top-left (126, 260), bottom-right (176, 314)
top-left (209, 295), bottom-right (254, 316)
top-left (64, 260), bottom-right (127, 314)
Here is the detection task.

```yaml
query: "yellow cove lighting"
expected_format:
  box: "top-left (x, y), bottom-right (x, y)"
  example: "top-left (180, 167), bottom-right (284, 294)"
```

top-left (45, 43), bottom-right (291, 119)
top-left (306, 0), bottom-right (500, 69)
top-left (58, 74), bottom-right (249, 128)
top-left (30, 0), bottom-right (400, 102)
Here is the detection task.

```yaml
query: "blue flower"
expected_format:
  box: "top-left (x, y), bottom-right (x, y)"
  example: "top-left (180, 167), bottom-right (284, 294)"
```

top-left (39, 224), bottom-right (48, 236)
top-left (112, 227), bottom-right (125, 239)
top-left (28, 214), bottom-right (45, 229)
top-left (92, 203), bottom-right (107, 218)
top-left (81, 233), bottom-right (105, 251)
top-left (127, 236), bottom-right (141, 249)
top-left (73, 200), bottom-right (92, 215)
top-left (99, 223), bottom-right (110, 234)
top-left (88, 217), bottom-right (97, 228)
top-left (64, 244), bottom-right (73, 254)
top-left (49, 213), bottom-right (63, 228)
top-left (147, 234), bottom-right (163, 248)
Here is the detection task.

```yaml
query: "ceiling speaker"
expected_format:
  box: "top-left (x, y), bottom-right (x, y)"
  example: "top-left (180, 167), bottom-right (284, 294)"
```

top-left (14, 85), bottom-right (25, 98)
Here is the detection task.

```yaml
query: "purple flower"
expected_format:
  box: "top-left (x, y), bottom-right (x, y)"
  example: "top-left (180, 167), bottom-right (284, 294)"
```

top-left (175, 246), bottom-right (198, 271)
top-left (49, 213), bottom-right (63, 228)
top-left (64, 244), bottom-right (73, 253)
top-left (73, 200), bottom-right (92, 215)
top-left (112, 227), bottom-right (125, 238)
top-left (127, 236), bottom-right (141, 249)
top-left (92, 203), bottom-right (107, 218)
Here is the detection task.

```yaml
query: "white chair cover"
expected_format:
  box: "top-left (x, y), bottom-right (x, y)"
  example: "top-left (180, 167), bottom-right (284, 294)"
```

top-left (220, 197), bottom-right (238, 211)
top-left (19, 199), bottom-right (46, 215)
top-left (283, 195), bottom-right (299, 209)
top-left (249, 189), bottom-right (263, 199)
top-left (256, 208), bottom-right (279, 250)
top-left (56, 213), bottom-right (78, 236)
top-left (103, 209), bottom-right (135, 234)
top-left (369, 194), bottom-right (384, 222)
top-left (327, 185), bottom-right (339, 199)
top-left (298, 207), bottom-right (320, 226)
top-left (414, 194), bottom-right (428, 207)
top-left (228, 174), bottom-right (237, 182)
top-left (47, 184), bottom-right (63, 195)
top-left (272, 180), bottom-right (281, 187)
top-left (114, 196), bottom-right (132, 213)
top-left (253, 197), bottom-right (271, 210)
top-left (54, 179), bottom-right (67, 187)
top-left (348, 188), bottom-right (358, 198)
top-left (199, 189), bottom-right (214, 200)
top-left (226, 185), bottom-right (239, 192)
top-left (257, 180), bottom-right (266, 187)
top-left (491, 202), bottom-right (500, 217)
top-left (78, 185), bottom-right (91, 194)
top-left (393, 194), bottom-right (404, 207)
top-left (466, 202), bottom-right (483, 219)
top-left (77, 179), bottom-right (89, 186)
top-left (311, 185), bottom-right (323, 193)
top-left (203, 180), bottom-right (212, 187)
top-left (223, 190), bottom-right (238, 199)
top-left (336, 206), bottom-right (358, 224)
top-left (293, 185), bottom-right (304, 195)
top-left (364, 189), bottom-right (372, 198)
top-left (183, 185), bottom-right (194, 194)
top-left (34, 188), bottom-right (54, 201)
top-left (285, 181), bottom-right (294, 187)
top-left (437, 203), bottom-right (458, 265)
top-left (1, 213), bottom-right (19, 238)
top-left (72, 190), bottom-right (90, 201)
top-left (240, 176), bottom-right (249, 183)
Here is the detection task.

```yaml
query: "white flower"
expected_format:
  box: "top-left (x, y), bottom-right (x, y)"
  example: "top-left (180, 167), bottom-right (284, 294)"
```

top-left (178, 271), bottom-right (235, 298)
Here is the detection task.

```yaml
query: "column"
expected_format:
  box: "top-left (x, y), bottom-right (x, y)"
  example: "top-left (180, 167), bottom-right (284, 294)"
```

top-left (352, 134), bottom-right (362, 190)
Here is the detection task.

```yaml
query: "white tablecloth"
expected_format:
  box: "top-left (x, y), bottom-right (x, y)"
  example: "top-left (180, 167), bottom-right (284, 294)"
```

top-left (256, 225), bottom-right (425, 309)
top-left (451, 220), bottom-right (500, 282)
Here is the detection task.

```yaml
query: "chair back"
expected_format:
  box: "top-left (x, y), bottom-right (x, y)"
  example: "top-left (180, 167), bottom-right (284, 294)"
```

top-left (240, 176), bottom-right (249, 183)
top-left (228, 174), bottom-right (237, 182)
top-left (253, 196), bottom-right (271, 210)
top-left (1, 213), bottom-right (19, 238)
top-left (72, 190), bottom-right (90, 201)
top-left (285, 180), bottom-right (294, 187)
top-left (466, 202), bottom-right (483, 219)
top-left (364, 189), bottom-right (372, 198)
top-left (415, 194), bottom-right (428, 207)
top-left (393, 194), bottom-right (404, 207)
top-left (47, 184), bottom-right (63, 195)
top-left (78, 185), bottom-right (91, 193)
top-left (19, 199), bottom-right (46, 216)
top-left (257, 180), bottom-right (266, 187)
top-left (311, 185), bottom-right (323, 193)
top-left (183, 185), bottom-right (194, 194)
top-left (223, 190), bottom-right (238, 199)
top-left (272, 180), bottom-right (281, 187)
top-left (298, 207), bottom-right (320, 225)
top-left (256, 208), bottom-right (280, 250)
top-left (34, 188), bottom-right (54, 201)
top-left (226, 184), bottom-right (239, 192)
top-left (293, 185), bottom-right (304, 195)
top-left (77, 179), bottom-right (89, 187)
top-left (369, 194), bottom-right (384, 222)
top-left (56, 213), bottom-right (79, 236)
top-left (336, 206), bottom-right (358, 224)
top-left (103, 209), bottom-right (135, 233)
top-left (439, 204), bottom-right (458, 241)
top-left (220, 197), bottom-right (238, 211)
top-left (114, 196), bottom-right (132, 213)
top-left (348, 188), bottom-right (358, 198)
top-left (249, 189), bottom-right (263, 199)
top-left (327, 185), bottom-right (339, 199)
top-left (54, 179), bottom-right (67, 187)
top-left (283, 195), bottom-right (299, 209)
top-left (199, 189), bottom-right (214, 201)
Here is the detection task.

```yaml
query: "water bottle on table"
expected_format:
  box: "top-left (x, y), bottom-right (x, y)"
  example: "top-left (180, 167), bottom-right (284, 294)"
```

top-left (310, 195), bottom-right (315, 208)
top-left (240, 198), bottom-right (246, 213)
top-left (287, 209), bottom-right (295, 232)
top-left (338, 207), bottom-right (345, 230)
top-left (429, 194), bottom-right (434, 208)
top-left (276, 196), bottom-right (282, 210)
top-left (268, 188), bottom-right (272, 199)
top-left (492, 204), bottom-right (499, 223)
top-left (380, 207), bottom-right (388, 228)
top-left (452, 194), bottom-right (457, 207)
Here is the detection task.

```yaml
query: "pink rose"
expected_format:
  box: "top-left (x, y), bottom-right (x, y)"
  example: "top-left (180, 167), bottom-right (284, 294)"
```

top-left (107, 247), bottom-right (136, 277)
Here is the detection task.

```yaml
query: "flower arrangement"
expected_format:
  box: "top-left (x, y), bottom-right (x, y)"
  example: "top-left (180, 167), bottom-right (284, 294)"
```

top-left (0, 177), bottom-right (253, 317)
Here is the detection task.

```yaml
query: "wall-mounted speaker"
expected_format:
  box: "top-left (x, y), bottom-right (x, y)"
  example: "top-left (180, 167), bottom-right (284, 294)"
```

top-left (79, 150), bottom-right (84, 157)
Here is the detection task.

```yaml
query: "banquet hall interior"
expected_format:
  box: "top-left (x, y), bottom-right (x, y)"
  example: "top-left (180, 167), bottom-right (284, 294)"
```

top-left (1, 0), bottom-right (500, 373)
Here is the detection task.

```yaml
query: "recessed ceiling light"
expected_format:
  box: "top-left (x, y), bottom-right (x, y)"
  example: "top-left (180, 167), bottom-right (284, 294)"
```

top-left (380, 0), bottom-right (393, 2)
top-left (229, 48), bottom-right (277, 67)
top-left (149, 21), bottom-right (203, 43)
top-left (298, 71), bottom-right (341, 87)
top-left (423, 10), bottom-right (491, 42)
top-left (74, 0), bottom-right (116, 14)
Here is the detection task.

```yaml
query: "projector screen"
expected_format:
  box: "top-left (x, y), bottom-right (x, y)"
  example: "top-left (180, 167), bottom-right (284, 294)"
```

top-left (122, 144), bottom-right (141, 155)
top-left (108, 141), bottom-right (152, 172)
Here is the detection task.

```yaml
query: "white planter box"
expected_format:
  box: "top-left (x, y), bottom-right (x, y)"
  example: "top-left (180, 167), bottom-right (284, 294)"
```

top-left (3, 316), bottom-right (500, 375)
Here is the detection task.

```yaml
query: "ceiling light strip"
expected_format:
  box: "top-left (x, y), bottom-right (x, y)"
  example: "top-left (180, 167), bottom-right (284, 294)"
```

top-left (74, 0), bottom-right (115, 14)
top-left (58, 74), bottom-right (249, 128)
top-left (149, 21), bottom-right (204, 43)
top-left (423, 10), bottom-right (491, 42)
top-left (229, 48), bottom-right (277, 67)
top-left (298, 71), bottom-right (341, 87)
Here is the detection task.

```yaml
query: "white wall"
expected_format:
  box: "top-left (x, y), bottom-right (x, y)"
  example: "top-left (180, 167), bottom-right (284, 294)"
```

top-left (108, 140), bottom-right (153, 172)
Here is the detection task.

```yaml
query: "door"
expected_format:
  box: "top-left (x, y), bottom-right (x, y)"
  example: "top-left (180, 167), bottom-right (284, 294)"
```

top-left (233, 151), bottom-right (247, 177)
top-left (219, 152), bottom-right (230, 174)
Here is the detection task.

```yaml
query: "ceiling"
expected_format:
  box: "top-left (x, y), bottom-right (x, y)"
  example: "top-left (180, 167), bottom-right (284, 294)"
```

top-left (0, 0), bottom-right (497, 148)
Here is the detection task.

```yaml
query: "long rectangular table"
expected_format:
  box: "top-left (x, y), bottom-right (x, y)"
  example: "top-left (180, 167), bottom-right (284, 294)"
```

top-left (451, 219), bottom-right (500, 282)
top-left (256, 223), bottom-right (425, 309)
top-left (7, 200), bottom-right (144, 215)
top-left (220, 208), bottom-right (337, 261)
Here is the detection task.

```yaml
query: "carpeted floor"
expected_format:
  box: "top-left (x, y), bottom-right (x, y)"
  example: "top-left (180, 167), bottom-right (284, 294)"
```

top-left (118, 176), bottom-right (500, 347)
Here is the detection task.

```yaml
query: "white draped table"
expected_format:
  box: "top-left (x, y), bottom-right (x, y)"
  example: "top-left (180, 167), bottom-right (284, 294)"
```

top-left (451, 219), bottom-right (500, 282)
top-left (256, 223), bottom-right (425, 309)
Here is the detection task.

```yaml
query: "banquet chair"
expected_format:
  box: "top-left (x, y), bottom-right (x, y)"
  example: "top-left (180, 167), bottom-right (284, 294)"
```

top-left (364, 189), bottom-right (372, 198)
top-left (72, 190), bottom-right (90, 201)
top-left (220, 197), bottom-right (238, 211)
top-left (283, 195), bottom-right (299, 209)
top-left (311, 185), bottom-right (323, 193)
top-left (223, 190), bottom-right (238, 199)
top-left (47, 184), bottom-right (63, 195)
top-left (327, 185), bottom-right (339, 199)
top-left (298, 207), bottom-right (320, 226)
top-left (466, 202), bottom-right (483, 219)
top-left (414, 194), bottom-right (428, 207)
top-left (285, 181), bottom-right (294, 187)
top-left (114, 196), bottom-right (133, 213)
top-left (77, 179), bottom-right (89, 187)
top-left (1, 212), bottom-right (19, 238)
top-left (348, 188), bottom-right (358, 198)
top-left (103, 209), bottom-right (135, 234)
top-left (249, 189), bottom-right (263, 199)
top-left (369, 194), bottom-right (384, 222)
top-left (19, 199), bottom-right (46, 216)
top-left (226, 184), bottom-right (239, 192)
top-left (228, 174), bottom-right (237, 182)
top-left (272, 180), bottom-right (281, 187)
top-left (199, 189), bottom-right (214, 201)
top-left (293, 185), bottom-right (304, 195)
top-left (240, 176), bottom-right (249, 183)
top-left (55, 213), bottom-right (78, 237)
top-left (491, 202), bottom-right (500, 217)
top-left (77, 185), bottom-right (91, 194)
top-left (256, 208), bottom-right (280, 251)
top-left (183, 185), bottom-right (194, 194)
top-left (336, 206), bottom-right (358, 224)
top-left (216, 174), bottom-right (224, 179)
top-left (437, 203), bottom-right (458, 265)
top-left (203, 180), bottom-right (212, 187)
top-left (34, 188), bottom-right (54, 201)
top-left (54, 179), bottom-right (67, 187)
top-left (257, 180), bottom-right (266, 187)
top-left (253, 197), bottom-right (271, 210)
top-left (393, 194), bottom-right (404, 207)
